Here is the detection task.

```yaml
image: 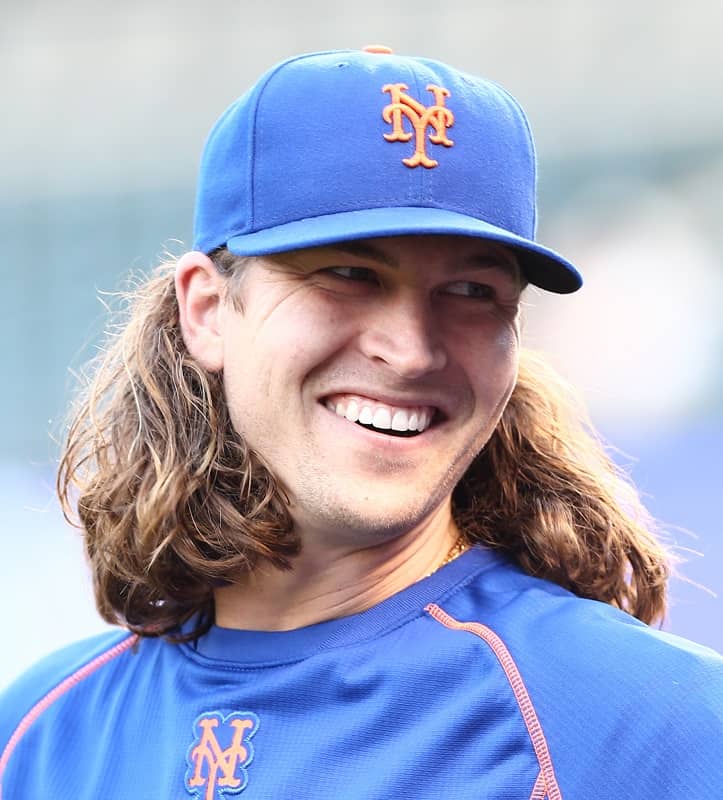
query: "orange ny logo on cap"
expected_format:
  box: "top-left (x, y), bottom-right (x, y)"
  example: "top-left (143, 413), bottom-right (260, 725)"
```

top-left (382, 83), bottom-right (455, 168)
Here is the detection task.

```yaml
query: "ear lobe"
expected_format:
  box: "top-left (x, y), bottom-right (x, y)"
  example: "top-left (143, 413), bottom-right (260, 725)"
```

top-left (175, 251), bottom-right (225, 372)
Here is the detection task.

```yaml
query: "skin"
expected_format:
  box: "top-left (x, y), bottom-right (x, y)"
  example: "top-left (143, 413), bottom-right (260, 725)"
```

top-left (176, 234), bottom-right (523, 630)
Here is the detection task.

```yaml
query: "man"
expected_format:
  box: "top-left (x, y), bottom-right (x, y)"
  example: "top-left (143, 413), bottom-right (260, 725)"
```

top-left (1, 46), bottom-right (721, 799)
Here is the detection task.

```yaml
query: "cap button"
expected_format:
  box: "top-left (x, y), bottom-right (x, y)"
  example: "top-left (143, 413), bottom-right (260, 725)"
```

top-left (362, 44), bottom-right (394, 54)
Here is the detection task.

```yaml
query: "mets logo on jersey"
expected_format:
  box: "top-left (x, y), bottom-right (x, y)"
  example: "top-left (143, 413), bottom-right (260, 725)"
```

top-left (185, 711), bottom-right (260, 799)
top-left (381, 82), bottom-right (455, 168)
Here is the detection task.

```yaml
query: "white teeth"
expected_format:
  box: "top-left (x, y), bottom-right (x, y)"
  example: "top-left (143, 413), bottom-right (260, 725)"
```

top-left (345, 400), bottom-right (359, 422)
top-left (391, 410), bottom-right (408, 431)
top-left (325, 395), bottom-right (436, 434)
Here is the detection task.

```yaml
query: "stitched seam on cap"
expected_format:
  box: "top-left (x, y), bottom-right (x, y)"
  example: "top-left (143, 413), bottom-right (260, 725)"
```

top-left (248, 51), bottom-right (352, 233)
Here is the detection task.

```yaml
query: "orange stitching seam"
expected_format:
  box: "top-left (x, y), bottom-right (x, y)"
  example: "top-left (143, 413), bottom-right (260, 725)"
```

top-left (426, 603), bottom-right (562, 800)
top-left (0, 634), bottom-right (139, 799)
top-left (529, 769), bottom-right (547, 800)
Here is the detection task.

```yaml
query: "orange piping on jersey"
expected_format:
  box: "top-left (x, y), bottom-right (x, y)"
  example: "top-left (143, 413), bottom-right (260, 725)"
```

top-left (425, 603), bottom-right (562, 800)
top-left (529, 769), bottom-right (547, 800)
top-left (0, 633), bottom-right (139, 798)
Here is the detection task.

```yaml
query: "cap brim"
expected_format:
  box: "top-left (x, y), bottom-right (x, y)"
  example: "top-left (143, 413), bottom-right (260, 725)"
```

top-left (226, 207), bottom-right (582, 294)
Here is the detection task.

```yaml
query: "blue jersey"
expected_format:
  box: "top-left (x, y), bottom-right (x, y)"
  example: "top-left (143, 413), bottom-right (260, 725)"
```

top-left (2, 547), bottom-right (722, 799)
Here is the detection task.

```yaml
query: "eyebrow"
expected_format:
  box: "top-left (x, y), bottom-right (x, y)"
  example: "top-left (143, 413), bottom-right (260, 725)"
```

top-left (461, 253), bottom-right (521, 281)
top-left (328, 241), bottom-right (521, 280)
top-left (330, 242), bottom-right (399, 266)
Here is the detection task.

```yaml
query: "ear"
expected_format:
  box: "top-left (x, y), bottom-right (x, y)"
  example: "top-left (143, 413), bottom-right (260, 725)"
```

top-left (175, 251), bottom-right (225, 372)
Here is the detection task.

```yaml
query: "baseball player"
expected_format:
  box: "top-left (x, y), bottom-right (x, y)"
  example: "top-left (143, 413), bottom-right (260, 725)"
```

top-left (1, 46), bottom-right (722, 799)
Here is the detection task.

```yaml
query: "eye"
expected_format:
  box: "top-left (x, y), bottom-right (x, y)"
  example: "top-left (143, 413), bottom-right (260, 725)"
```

top-left (443, 281), bottom-right (495, 300)
top-left (324, 266), bottom-right (378, 283)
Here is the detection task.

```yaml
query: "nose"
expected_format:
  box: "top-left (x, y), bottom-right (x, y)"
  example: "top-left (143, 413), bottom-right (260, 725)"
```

top-left (357, 293), bottom-right (447, 379)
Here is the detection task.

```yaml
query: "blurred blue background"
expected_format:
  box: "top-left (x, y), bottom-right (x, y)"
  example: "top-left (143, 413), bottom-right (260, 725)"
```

top-left (2, 1), bottom-right (721, 689)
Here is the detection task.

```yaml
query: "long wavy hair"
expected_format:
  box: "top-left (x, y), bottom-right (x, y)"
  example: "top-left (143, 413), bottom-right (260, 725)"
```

top-left (58, 250), bottom-right (670, 638)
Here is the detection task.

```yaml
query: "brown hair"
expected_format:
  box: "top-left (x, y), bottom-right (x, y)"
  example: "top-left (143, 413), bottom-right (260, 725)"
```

top-left (58, 251), bottom-right (670, 638)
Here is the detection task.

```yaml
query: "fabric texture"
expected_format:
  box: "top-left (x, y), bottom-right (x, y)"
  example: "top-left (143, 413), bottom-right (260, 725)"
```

top-left (2, 547), bottom-right (722, 799)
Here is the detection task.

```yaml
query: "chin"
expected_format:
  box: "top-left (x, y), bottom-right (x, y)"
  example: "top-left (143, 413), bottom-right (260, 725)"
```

top-left (298, 485), bottom-right (453, 543)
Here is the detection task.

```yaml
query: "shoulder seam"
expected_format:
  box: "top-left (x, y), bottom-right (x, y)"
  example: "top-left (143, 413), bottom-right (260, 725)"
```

top-left (0, 633), bottom-right (139, 797)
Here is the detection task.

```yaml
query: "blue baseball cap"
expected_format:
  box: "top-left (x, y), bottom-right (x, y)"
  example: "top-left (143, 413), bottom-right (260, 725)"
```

top-left (193, 46), bottom-right (582, 293)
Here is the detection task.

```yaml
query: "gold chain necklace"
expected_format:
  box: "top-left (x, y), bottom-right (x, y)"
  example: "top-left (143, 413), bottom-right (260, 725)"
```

top-left (423, 536), bottom-right (470, 579)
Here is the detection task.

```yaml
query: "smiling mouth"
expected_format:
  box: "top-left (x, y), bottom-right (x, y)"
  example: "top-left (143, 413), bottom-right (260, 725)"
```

top-left (323, 394), bottom-right (440, 438)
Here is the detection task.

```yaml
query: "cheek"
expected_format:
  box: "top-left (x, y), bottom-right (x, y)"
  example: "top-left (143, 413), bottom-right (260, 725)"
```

top-left (464, 321), bottom-right (520, 406)
top-left (260, 293), bottom-right (360, 375)
top-left (496, 321), bottom-right (521, 372)
top-left (218, 315), bottom-right (272, 437)
top-left (220, 298), bottom-right (354, 412)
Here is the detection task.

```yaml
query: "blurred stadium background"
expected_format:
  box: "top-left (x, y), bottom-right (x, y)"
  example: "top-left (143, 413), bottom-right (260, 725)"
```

top-left (2, 0), bottom-right (721, 688)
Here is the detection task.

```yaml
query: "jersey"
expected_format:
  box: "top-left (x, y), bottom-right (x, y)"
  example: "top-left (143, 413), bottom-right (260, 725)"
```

top-left (1, 547), bottom-right (722, 799)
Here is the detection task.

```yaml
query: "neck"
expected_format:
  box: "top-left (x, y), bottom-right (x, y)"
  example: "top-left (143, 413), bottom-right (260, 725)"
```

top-left (214, 502), bottom-right (462, 631)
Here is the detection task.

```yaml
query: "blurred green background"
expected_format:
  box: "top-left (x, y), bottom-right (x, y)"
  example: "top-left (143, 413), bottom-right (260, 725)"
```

top-left (2, 0), bottom-right (722, 688)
